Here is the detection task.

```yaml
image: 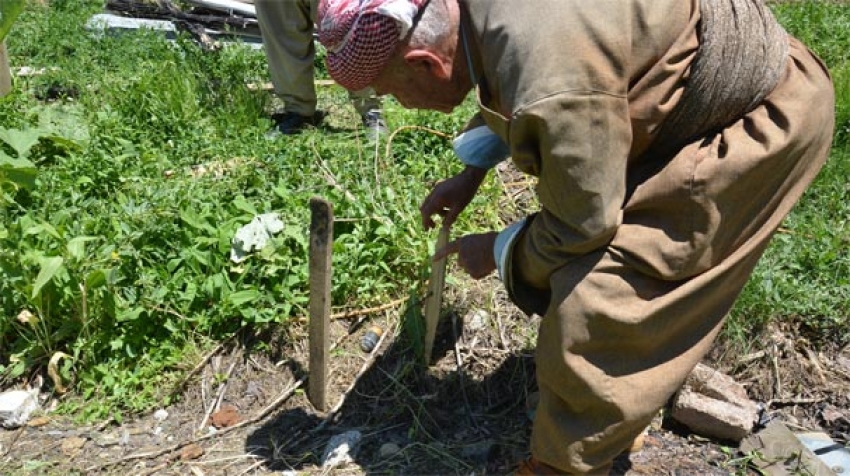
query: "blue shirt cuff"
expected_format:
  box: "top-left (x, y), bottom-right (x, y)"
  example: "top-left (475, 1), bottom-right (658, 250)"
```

top-left (453, 126), bottom-right (510, 170)
top-left (493, 218), bottom-right (528, 281)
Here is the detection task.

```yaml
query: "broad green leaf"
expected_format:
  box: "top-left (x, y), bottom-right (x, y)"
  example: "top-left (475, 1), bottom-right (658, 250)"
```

top-left (85, 269), bottom-right (107, 289)
top-left (23, 221), bottom-right (61, 240)
top-left (32, 256), bottom-right (64, 299)
top-left (227, 289), bottom-right (260, 307)
top-left (0, 150), bottom-right (37, 189)
top-left (0, 150), bottom-right (34, 168)
top-left (34, 104), bottom-right (91, 146)
top-left (0, 0), bottom-right (25, 43)
top-left (116, 307), bottom-right (144, 322)
top-left (67, 236), bottom-right (97, 261)
top-left (232, 195), bottom-right (258, 216)
top-left (180, 209), bottom-right (216, 234)
top-left (0, 127), bottom-right (43, 160)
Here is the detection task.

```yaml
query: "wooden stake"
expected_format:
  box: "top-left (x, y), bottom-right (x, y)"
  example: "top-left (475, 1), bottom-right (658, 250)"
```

top-left (423, 226), bottom-right (449, 364)
top-left (308, 197), bottom-right (333, 411)
top-left (0, 42), bottom-right (11, 97)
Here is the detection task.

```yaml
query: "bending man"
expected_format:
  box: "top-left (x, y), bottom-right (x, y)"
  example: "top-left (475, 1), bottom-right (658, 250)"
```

top-left (316, 0), bottom-right (835, 473)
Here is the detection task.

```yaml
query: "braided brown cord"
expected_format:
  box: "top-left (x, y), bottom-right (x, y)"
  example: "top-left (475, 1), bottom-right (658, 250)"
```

top-left (653, 0), bottom-right (789, 154)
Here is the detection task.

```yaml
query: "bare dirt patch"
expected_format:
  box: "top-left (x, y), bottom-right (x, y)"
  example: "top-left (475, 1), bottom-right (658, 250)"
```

top-left (2, 272), bottom-right (848, 475)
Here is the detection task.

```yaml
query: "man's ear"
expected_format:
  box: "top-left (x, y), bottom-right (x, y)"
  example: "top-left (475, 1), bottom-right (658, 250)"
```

top-left (403, 49), bottom-right (451, 80)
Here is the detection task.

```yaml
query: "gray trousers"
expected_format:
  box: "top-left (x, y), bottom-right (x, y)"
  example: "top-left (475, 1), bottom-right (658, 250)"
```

top-left (255, 0), bottom-right (381, 117)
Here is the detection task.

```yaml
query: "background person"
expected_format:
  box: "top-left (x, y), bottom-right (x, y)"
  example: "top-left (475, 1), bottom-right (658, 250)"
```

top-left (255, 0), bottom-right (387, 138)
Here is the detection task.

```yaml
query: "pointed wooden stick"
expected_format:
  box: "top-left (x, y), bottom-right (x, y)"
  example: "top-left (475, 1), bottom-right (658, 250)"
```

top-left (423, 226), bottom-right (449, 364)
top-left (309, 197), bottom-right (333, 411)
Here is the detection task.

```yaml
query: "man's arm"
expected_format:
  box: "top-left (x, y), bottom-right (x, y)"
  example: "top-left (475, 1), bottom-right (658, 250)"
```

top-left (501, 92), bottom-right (632, 314)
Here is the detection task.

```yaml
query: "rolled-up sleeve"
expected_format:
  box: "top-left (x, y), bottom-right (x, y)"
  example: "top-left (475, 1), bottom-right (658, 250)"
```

top-left (453, 113), bottom-right (511, 169)
top-left (503, 91), bottom-right (632, 315)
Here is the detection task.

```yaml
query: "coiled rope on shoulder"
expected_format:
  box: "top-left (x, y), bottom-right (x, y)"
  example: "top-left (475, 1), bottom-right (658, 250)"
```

top-left (654, 0), bottom-right (789, 152)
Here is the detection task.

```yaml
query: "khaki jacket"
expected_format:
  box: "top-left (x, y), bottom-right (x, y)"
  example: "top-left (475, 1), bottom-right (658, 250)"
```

top-left (461, 0), bottom-right (831, 314)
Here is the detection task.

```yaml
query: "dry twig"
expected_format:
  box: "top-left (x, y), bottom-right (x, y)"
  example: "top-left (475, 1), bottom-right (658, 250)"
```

top-left (86, 375), bottom-right (307, 472)
top-left (235, 459), bottom-right (266, 476)
top-left (767, 396), bottom-right (826, 408)
top-left (330, 297), bottom-right (407, 320)
top-left (313, 328), bottom-right (389, 432)
top-left (169, 332), bottom-right (238, 399)
top-left (383, 125), bottom-right (453, 160)
top-left (771, 343), bottom-right (782, 400)
top-left (803, 347), bottom-right (828, 384)
top-left (198, 346), bottom-right (240, 431)
top-left (453, 313), bottom-right (482, 433)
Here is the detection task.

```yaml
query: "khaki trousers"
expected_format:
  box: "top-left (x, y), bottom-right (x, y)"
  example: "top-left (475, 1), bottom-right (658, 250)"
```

top-left (531, 38), bottom-right (835, 474)
top-left (255, 0), bottom-right (380, 117)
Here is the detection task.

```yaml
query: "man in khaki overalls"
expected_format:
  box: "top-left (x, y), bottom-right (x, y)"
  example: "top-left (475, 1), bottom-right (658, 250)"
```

top-left (316, 0), bottom-right (835, 473)
top-left (255, 0), bottom-right (386, 137)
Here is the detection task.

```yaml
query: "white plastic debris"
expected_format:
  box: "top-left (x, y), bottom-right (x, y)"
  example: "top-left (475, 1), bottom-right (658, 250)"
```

top-left (86, 13), bottom-right (178, 39)
top-left (153, 409), bottom-right (169, 421)
top-left (230, 213), bottom-right (285, 263)
top-left (797, 432), bottom-right (850, 475)
top-left (321, 430), bottom-right (362, 469)
top-left (0, 388), bottom-right (40, 428)
top-left (184, 0), bottom-right (257, 17)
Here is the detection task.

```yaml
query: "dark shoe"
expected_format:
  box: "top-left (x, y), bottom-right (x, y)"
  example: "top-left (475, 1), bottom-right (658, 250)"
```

top-left (268, 110), bottom-right (325, 136)
top-left (361, 110), bottom-right (388, 141)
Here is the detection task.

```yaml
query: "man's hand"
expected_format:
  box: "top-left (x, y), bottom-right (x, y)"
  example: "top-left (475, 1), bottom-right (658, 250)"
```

top-left (434, 232), bottom-right (498, 279)
top-left (420, 166), bottom-right (488, 230)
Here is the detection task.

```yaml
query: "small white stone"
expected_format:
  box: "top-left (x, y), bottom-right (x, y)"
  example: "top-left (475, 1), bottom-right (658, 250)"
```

top-left (153, 409), bottom-right (168, 421)
top-left (466, 310), bottom-right (489, 330)
top-left (379, 442), bottom-right (400, 457)
top-left (0, 389), bottom-right (40, 428)
top-left (321, 430), bottom-right (362, 469)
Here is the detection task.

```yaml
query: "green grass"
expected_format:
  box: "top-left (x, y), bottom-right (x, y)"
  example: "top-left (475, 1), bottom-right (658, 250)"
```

top-left (727, 2), bottom-right (850, 343)
top-left (0, 0), bottom-right (848, 420)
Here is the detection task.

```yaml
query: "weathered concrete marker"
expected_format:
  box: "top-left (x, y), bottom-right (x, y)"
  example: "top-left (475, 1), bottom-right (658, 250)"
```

top-left (308, 197), bottom-right (333, 411)
top-left (423, 226), bottom-right (449, 364)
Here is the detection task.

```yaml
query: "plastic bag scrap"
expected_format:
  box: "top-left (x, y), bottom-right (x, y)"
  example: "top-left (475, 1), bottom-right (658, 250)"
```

top-left (230, 213), bottom-right (284, 263)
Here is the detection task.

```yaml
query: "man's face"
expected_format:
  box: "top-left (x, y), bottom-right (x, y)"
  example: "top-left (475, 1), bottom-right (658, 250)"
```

top-left (370, 59), bottom-right (468, 113)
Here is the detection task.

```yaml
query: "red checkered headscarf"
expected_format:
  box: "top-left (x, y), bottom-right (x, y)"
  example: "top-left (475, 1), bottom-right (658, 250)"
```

top-left (317, 0), bottom-right (429, 91)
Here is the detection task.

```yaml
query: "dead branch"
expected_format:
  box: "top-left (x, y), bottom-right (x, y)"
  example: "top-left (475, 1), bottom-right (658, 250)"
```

top-left (105, 0), bottom-right (257, 29)
top-left (312, 329), bottom-right (389, 432)
top-left (168, 333), bottom-right (237, 399)
top-left (738, 350), bottom-right (767, 365)
top-left (87, 375), bottom-right (307, 472)
top-left (330, 297), bottom-right (407, 320)
top-left (766, 396), bottom-right (826, 408)
top-left (198, 346), bottom-right (240, 431)
top-left (247, 79), bottom-right (335, 91)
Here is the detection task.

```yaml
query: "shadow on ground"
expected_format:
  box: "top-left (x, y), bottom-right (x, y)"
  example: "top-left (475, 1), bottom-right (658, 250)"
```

top-left (245, 308), bottom-right (540, 475)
